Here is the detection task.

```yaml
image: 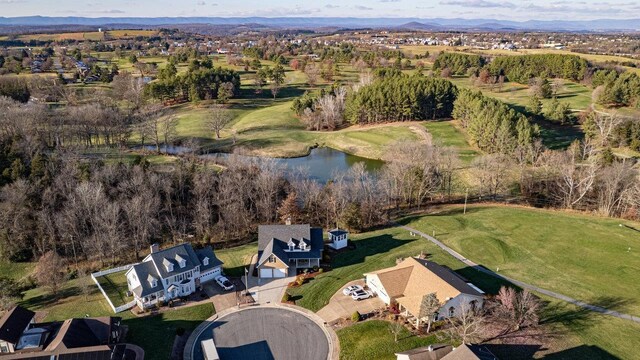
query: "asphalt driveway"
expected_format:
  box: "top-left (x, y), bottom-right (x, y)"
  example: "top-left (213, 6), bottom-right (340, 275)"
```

top-left (316, 280), bottom-right (385, 323)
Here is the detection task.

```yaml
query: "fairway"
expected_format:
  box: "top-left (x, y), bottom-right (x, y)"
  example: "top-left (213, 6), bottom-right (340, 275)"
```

top-left (401, 205), bottom-right (640, 316)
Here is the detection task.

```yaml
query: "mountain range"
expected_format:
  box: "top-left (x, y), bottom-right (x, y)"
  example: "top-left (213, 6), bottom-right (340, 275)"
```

top-left (0, 16), bottom-right (638, 32)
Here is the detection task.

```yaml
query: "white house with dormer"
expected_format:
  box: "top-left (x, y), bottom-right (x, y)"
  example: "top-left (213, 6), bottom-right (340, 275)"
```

top-left (327, 229), bottom-right (349, 250)
top-left (125, 243), bottom-right (223, 309)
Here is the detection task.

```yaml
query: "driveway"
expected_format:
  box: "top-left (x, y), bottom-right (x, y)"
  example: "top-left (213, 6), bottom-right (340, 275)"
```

top-left (243, 254), bottom-right (296, 304)
top-left (316, 280), bottom-right (385, 323)
top-left (203, 277), bottom-right (248, 312)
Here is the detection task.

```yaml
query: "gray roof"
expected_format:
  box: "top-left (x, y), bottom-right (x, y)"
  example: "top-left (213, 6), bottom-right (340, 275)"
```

top-left (257, 225), bottom-right (323, 266)
top-left (413, 258), bottom-right (484, 297)
top-left (441, 344), bottom-right (498, 360)
top-left (129, 243), bottom-right (223, 298)
top-left (130, 261), bottom-right (163, 298)
top-left (329, 229), bottom-right (348, 236)
top-left (396, 344), bottom-right (454, 360)
top-left (195, 246), bottom-right (224, 271)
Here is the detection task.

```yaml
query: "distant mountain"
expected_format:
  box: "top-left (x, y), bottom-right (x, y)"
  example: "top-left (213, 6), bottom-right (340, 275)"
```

top-left (0, 16), bottom-right (638, 31)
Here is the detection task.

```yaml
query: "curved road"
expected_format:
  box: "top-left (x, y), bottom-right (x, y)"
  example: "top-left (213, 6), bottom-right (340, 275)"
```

top-left (395, 222), bottom-right (640, 324)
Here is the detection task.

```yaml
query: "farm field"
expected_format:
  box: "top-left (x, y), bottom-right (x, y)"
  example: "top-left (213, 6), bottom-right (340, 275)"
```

top-left (401, 204), bottom-right (640, 316)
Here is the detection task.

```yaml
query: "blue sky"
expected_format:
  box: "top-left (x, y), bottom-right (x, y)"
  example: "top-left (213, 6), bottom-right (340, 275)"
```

top-left (1, 0), bottom-right (639, 20)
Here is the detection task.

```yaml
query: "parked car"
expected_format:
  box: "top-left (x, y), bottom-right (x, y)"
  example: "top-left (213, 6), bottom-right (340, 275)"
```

top-left (351, 289), bottom-right (373, 301)
top-left (342, 285), bottom-right (363, 296)
top-left (215, 275), bottom-right (234, 291)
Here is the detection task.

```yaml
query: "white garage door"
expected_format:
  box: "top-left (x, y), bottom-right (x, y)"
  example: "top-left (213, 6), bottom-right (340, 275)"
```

top-left (274, 268), bottom-right (287, 278)
top-left (260, 268), bottom-right (273, 278)
top-left (200, 267), bottom-right (221, 283)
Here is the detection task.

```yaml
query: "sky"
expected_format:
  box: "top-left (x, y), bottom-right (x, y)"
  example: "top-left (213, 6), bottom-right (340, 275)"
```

top-left (0, 0), bottom-right (639, 21)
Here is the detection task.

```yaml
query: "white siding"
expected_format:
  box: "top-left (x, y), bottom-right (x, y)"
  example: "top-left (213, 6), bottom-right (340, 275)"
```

top-left (200, 266), bottom-right (221, 283)
top-left (366, 274), bottom-right (390, 304)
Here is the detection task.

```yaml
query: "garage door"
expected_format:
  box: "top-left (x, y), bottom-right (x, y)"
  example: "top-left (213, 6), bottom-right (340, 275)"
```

top-left (274, 269), bottom-right (287, 278)
top-left (200, 267), bottom-right (221, 283)
top-left (260, 268), bottom-right (273, 278)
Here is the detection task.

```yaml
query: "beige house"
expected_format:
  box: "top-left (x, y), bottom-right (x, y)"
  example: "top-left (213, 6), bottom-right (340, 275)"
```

top-left (365, 257), bottom-right (484, 327)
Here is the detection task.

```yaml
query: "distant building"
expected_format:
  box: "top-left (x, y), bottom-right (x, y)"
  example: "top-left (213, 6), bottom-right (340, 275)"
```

top-left (396, 343), bottom-right (498, 360)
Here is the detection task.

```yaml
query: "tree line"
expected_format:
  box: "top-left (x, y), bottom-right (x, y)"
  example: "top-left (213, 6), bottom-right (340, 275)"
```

top-left (344, 75), bottom-right (458, 124)
top-left (453, 89), bottom-right (540, 154)
top-left (487, 54), bottom-right (588, 83)
top-left (432, 52), bottom-right (485, 76)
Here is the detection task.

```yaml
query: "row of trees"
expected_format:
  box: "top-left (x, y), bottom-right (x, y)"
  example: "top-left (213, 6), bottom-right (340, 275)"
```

top-left (487, 54), bottom-right (588, 83)
top-left (593, 70), bottom-right (640, 107)
top-left (344, 75), bottom-right (458, 124)
top-left (453, 89), bottom-right (540, 154)
top-left (433, 52), bottom-right (485, 76)
top-left (146, 61), bottom-right (240, 102)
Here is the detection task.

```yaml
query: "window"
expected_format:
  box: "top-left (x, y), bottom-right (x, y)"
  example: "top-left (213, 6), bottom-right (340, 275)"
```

top-left (179, 259), bottom-right (186, 268)
top-left (269, 255), bottom-right (276, 263)
top-left (448, 307), bottom-right (455, 317)
top-left (203, 257), bottom-right (209, 266)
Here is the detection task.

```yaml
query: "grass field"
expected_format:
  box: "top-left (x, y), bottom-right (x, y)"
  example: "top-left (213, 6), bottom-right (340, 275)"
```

top-left (0, 30), bottom-right (158, 42)
top-left (337, 320), bottom-right (439, 360)
top-left (216, 242), bottom-right (258, 277)
top-left (95, 271), bottom-right (133, 308)
top-left (0, 261), bottom-right (34, 281)
top-left (423, 120), bottom-right (479, 162)
top-left (401, 204), bottom-right (640, 316)
top-left (123, 303), bottom-right (214, 360)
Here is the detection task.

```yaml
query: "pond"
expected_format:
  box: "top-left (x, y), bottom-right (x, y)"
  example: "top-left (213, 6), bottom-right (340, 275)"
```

top-left (203, 147), bottom-right (384, 183)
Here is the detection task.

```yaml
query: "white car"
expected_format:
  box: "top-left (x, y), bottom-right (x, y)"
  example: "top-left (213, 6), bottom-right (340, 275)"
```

top-left (351, 289), bottom-right (373, 301)
top-left (215, 275), bottom-right (234, 291)
top-left (342, 285), bottom-right (363, 296)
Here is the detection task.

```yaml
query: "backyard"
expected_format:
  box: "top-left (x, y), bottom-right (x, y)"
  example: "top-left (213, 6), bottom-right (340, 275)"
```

top-left (95, 270), bottom-right (133, 308)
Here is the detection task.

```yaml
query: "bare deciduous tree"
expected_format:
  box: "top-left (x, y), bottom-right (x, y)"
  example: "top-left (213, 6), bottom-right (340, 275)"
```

top-left (445, 300), bottom-right (486, 344)
top-left (418, 292), bottom-right (441, 333)
top-left (491, 286), bottom-right (541, 331)
top-left (34, 251), bottom-right (66, 296)
top-left (207, 105), bottom-right (233, 139)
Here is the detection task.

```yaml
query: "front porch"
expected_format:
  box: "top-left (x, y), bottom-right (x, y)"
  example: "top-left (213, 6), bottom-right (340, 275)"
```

top-left (289, 257), bottom-right (321, 268)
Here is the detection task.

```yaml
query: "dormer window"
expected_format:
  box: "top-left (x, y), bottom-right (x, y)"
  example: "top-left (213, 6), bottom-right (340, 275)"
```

top-left (176, 255), bottom-right (187, 269)
top-left (148, 275), bottom-right (157, 288)
top-left (163, 258), bottom-right (174, 272)
top-left (299, 242), bottom-right (307, 250)
top-left (287, 239), bottom-right (295, 251)
top-left (203, 257), bottom-right (209, 266)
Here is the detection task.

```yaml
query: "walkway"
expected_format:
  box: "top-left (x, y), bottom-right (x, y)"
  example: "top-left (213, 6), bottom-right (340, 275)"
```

top-left (394, 222), bottom-right (640, 324)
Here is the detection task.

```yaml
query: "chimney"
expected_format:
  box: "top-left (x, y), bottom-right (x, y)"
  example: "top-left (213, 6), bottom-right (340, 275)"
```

top-left (150, 243), bottom-right (159, 254)
top-left (285, 216), bottom-right (292, 226)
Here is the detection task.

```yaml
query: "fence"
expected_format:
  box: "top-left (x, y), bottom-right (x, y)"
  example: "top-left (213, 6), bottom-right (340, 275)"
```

top-left (91, 264), bottom-right (137, 313)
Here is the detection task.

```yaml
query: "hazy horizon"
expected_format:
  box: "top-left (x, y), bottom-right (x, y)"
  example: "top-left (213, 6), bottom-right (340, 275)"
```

top-left (1, 0), bottom-right (639, 21)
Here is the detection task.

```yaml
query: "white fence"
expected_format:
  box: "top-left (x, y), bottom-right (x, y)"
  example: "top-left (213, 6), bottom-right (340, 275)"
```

top-left (91, 264), bottom-right (138, 313)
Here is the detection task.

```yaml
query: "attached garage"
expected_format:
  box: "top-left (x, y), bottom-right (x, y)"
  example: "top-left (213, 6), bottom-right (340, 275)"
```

top-left (259, 267), bottom-right (287, 279)
top-left (200, 267), bottom-right (222, 283)
top-left (260, 268), bottom-right (274, 278)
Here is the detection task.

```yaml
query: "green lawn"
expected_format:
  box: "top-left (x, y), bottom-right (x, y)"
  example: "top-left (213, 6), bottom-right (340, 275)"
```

top-left (337, 320), bottom-right (439, 360)
top-left (123, 303), bottom-right (215, 360)
top-left (216, 242), bottom-right (258, 277)
top-left (423, 120), bottom-right (479, 163)
top-left (401, 205), bottom-right (640, 316)
top-left (96, 271), bottom-right (133, 308)
top-left (0, 261), bottom-right (34, 281)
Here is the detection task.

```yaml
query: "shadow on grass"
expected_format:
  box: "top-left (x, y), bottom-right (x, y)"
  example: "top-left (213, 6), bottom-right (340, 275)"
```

top-left (540, 296), bottom-right (635, 331)
top-left (543, 345), bottom-right (619, 360)
top-left (19, 286), bottom-right (83, 310)
top-left (331, 234), bottom-right (416, 270)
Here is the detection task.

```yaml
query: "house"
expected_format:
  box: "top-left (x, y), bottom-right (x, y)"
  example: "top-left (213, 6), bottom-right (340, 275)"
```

top-left (0, 306), bottom-right (143, 359)
top-left (365, 257), bottom-right (484, 327)
top-left (327, 229), bottom-right (349, 250)
top-left (441, 344), bottom-right (498, 360)
top-left (256, 224), bottom-right (323, 279)
top-left (396, 344), bottom-right (453, 360)
top-left (0, 306), bottom-right (35, 353)
top-left (395, 343), bottom-right (498, 360)
top-left (126, 243), bottom-right (223, 309)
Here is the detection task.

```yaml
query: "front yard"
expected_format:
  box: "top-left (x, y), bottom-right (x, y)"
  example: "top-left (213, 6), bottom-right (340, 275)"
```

top-left (338, 320), bottom-right (439, 360)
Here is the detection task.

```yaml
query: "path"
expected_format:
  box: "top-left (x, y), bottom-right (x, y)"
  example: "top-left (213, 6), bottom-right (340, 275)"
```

top-left (394, 222), bottom-right (640, 324)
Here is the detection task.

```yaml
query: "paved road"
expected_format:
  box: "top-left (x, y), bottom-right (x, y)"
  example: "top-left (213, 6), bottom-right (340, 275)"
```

top-left (191, 307), bottom-right (329, 360)
top-left (395, 222), bottom-right (640, 324)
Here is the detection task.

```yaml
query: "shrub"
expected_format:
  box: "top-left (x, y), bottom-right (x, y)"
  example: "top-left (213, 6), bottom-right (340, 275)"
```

top-left (351, 311), bottom-right (361, 322)
top-left (296, 276), bottom-right (305, 286)
top-left (282, 292), bottom-right (291, 303)
top-left (318, 268), bottom-right (324, 274)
